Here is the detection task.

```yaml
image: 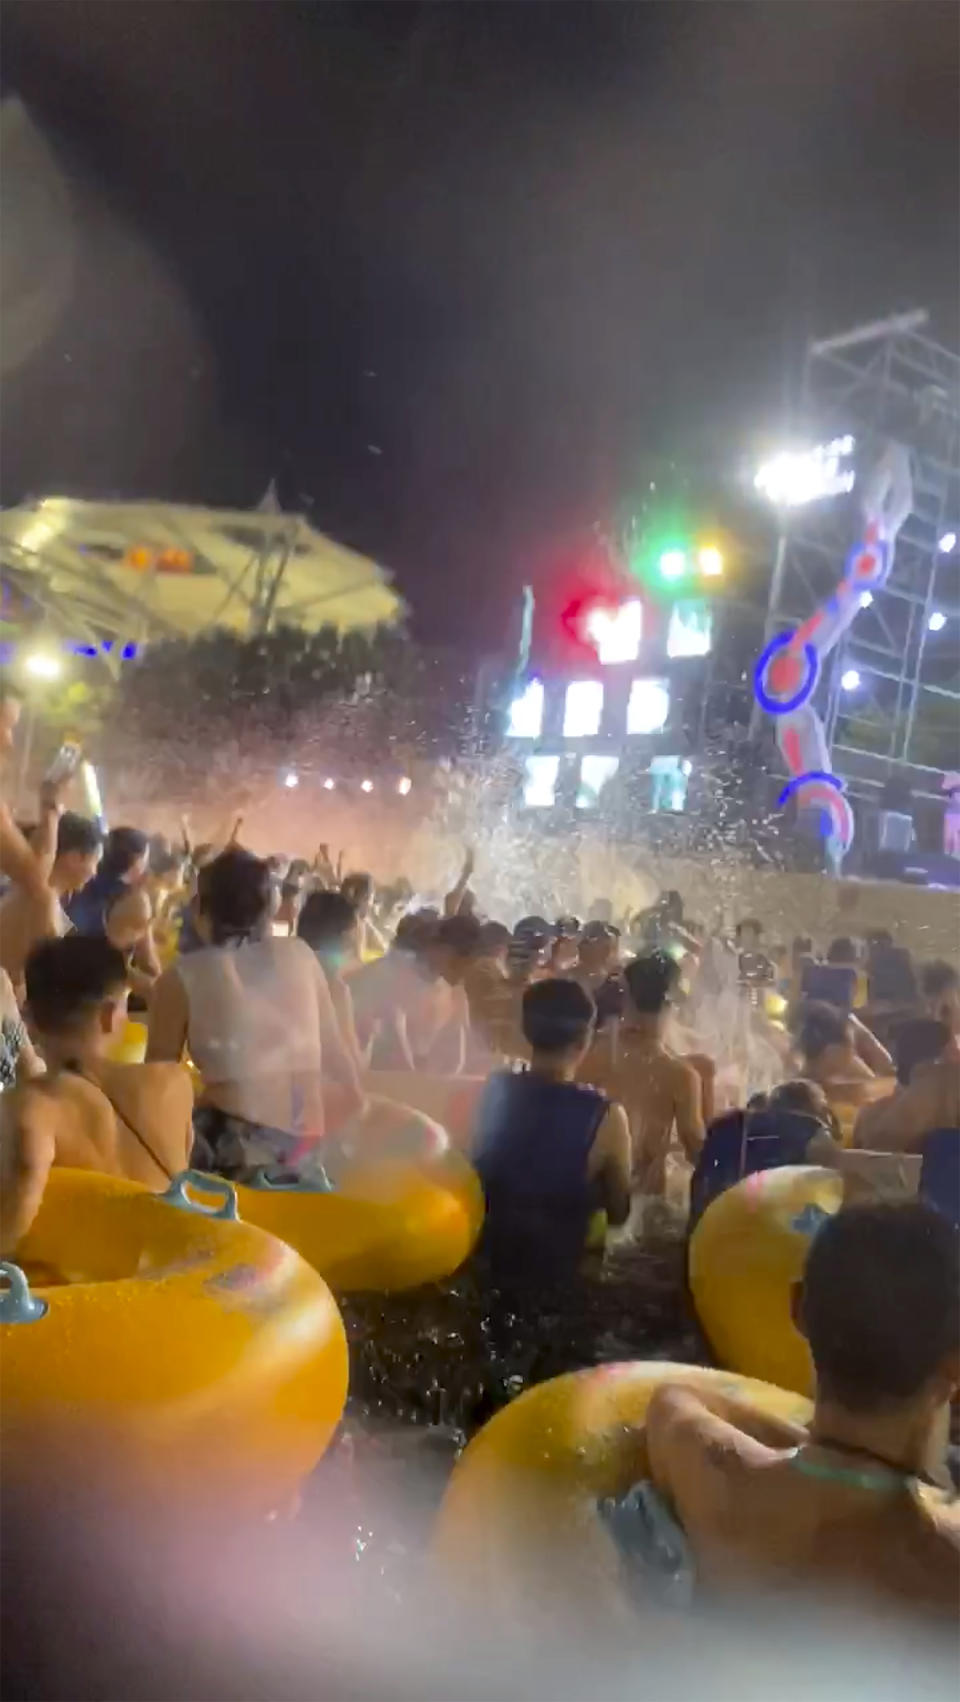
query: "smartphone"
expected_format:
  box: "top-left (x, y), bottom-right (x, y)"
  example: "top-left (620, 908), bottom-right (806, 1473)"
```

top-left (44, 741), bottom-right (82, 786)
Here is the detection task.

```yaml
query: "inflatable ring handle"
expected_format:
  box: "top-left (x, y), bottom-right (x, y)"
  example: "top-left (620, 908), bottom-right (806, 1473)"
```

top-left (0, 1260), bottom-right (49, 1324)
top-left (161, 1169), bottom-right (239, 1221)
top-left (246, 1165), bottom-right (336, 1194)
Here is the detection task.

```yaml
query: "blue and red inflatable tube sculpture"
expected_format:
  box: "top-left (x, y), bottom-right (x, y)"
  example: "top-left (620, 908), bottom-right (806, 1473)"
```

top-left (753, 444), bottom-right (912, 868)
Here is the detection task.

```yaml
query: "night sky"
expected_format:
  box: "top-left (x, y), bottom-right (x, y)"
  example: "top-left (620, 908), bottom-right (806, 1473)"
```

top-left (2, 1), bottom-right (958, 647)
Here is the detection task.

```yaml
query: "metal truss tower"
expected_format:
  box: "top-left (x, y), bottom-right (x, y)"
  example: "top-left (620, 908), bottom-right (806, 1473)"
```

top-left (760, 309), bottom-right (960, 803)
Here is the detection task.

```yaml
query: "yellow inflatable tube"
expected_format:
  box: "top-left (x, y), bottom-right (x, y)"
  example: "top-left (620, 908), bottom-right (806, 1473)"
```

top-left (237, 1146), bottom-right (483, 1293)
top-left (2, 1169), bottom-right (349, 1515)
top-left (689, 1165), bottom-right (842, 1397)
top-left (433, 1361), bottom-right (811, 1632)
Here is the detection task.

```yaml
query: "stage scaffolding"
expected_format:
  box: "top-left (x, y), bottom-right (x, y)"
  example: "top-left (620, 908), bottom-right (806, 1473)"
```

top-left (759, 310), bottom-right (960, 802)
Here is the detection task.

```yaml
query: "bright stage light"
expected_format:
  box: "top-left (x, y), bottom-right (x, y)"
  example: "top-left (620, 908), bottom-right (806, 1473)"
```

top-left (627, 678), bottom-right (670, 734)
top-left (928, 611), bottom-right (947, 633)
top-left (506, 677), bottom-right (544, 738)
top-left (23, 651), bottom-right (63, 681)
top-left (698, 545), bottom-right (724, 577)
top-left (583, 599), bottom-right (643, 664)
top-left (840, 669), bottom-right (861, 691)
top-left (563, 679), bottom-right (604, 738)
top-left (576, 755), bottom-right (619, 810)
top-left (360, 779), bottom-right (374, 793)
top-left (323, 777), bottom-right (336, 790)
top-left (754, 436), bottom-right (855, 507)
top-left (938, 531), bottom-right (957, 554)
top-left (523, 754), bottom-right (559, 808)
top-left (397, 775), bottom-right (412, 795)
top-left (658, 549), bottom-right (687, 582)
top-left (667, 600), bottom-right (712, 659)
top-left (283, 770), bottom-right (299, 789)
top-left (859, 590), bottom-right (874, 608)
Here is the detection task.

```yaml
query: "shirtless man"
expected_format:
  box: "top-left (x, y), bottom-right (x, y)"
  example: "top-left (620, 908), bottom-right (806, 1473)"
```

top-left (0, 811), bottom-right (102, 998)
top-left (644, 1202), bottom-right (960, 1621)
top-left (853, 1022), bottom-right (959, 1155)
top-left (0, 935), bottom-right (193, 1252)
top-left (794, 999), bottom-right (894, 1139)
top-left (586, 951), bottom-right (704, 1195)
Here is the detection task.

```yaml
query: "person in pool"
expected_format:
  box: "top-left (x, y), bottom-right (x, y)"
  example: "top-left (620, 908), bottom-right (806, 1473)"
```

top-left (471, 977), bottom-right (631, 1286)
top-left (643, 1202), bottom-right (960, 1620)
top-left (296, 888), bottom-right (365, 1069)
top-left (0, 936), bottom-right (193, 1252)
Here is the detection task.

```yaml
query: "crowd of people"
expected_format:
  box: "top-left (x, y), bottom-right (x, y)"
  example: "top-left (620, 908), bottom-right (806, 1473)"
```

top-left (0, 679), bottom-right (958, 1624)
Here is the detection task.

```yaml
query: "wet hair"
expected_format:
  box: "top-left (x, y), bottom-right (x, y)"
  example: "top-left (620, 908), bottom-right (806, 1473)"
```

top-left (796, 999), bottom-right (850, 1061)
top-left (867, 929), bottom-right (894, 952)
top-left (892, 1017), bottom-right (951, 1087)
top-left (340, 871), bottom-right (373, 907)
top-left (297, 889), bottom-right (357, 953)
top-left (514, 915), bottom-right (553, 942)
top-left (800, 1203), bottom-right (960, 1410)
top-left (522, 976), bottom-right (595, 1055)
top-left (735, 917), bottom-right (763, 943)
top-left (25, 935), bottom-right (128, 1034)
top-left (197, 848), bottom-right (273, 946)
top-left (581, 920), bottom-right (621, 943)
top-left (921, 960), bottom-right (959, 1002)
top-left (477, 920), bottom-right (511, 956)
top-left (768, 1078), bottom-right (830, 1122)
top-left (827, 936), bottom-right (857, 965)
top-left (395, 909), bottom-right (439, 953)
top-left (624, 950), bottom-right (680, 1015)
top-left (56, 811), bottom-right (102, 860)
top-left (434, 913), bottom-right (482, 958)
top-left (100, 827), bottom-right (148, 881)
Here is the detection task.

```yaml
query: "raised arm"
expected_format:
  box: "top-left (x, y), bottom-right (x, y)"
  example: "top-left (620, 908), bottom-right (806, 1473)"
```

top-left (443, 847), bottom-right (475, 918)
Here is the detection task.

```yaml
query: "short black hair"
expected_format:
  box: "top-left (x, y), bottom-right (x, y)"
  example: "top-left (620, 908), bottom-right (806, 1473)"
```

top-left (892, 1017), bottom-right (951, 1087)
top-left (735, 917), bottom-right (763, 942)
top-left (514, 915), bottom-right (553, 943)
top-left (921, 960), bottom-right (959, 1001)
top-left (340, 871), bottom-right (373, 904)
top-left (522, 976), bottom-right (595, 1055)
top-left (56, 812), bottom-right (102, 859)
top-left (100, 826), bottom-right (148, 880)
top-left (297, 889), bottom-right (357, 951)
top-left (435, 913), bottom-right (482, 957)
top-left (796, 999), bottom-right (849, 1061)
top-left (624, 950), bottom-right (680, 1014)
top-left (826, 936), bottom-right (857, 965)
top-left (395, 909), bottom-right (438, 952)
top-left (25, 935), bottom-right (128, 1034)
top-left (477, 920), bottom-right (511, 955)
top-left (768, 1078), bottom-right (830, 1121)
top-left (197, 848), bottom-right (273, 945)
top-left (800, 1203), bottom-right (960, 1410)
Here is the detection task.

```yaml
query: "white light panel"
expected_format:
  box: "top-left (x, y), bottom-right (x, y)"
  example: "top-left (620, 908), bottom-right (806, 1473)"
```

top-left (563, 678), bottom-right (604, 738)
top-left (507, 678), bottom-right (544, 738)
top-left (627, 678), bottom-right (670, 735)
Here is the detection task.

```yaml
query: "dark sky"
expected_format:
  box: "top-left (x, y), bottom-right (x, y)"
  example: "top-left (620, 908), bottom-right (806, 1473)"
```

top-left (2, 1), bottom-right (958, 646)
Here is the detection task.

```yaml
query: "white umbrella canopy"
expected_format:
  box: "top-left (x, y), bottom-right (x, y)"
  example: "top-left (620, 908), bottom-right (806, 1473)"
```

top-left (1, 496), bottom-right (404, 664)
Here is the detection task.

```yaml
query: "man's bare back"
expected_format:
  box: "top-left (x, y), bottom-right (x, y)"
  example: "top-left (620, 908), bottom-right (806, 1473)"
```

top-left (645, 1384), bottom-right (960, 1620)
top-left (585, 1030), bottom-right (704, 1191)
top-left (1, 1063), bottom-right (194, 1251)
